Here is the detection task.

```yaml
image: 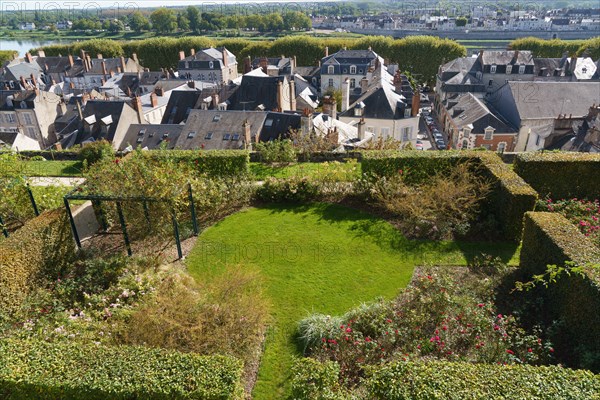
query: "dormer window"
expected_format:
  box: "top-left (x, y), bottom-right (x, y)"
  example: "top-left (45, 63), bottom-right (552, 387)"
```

top-left (506, 65), bottom-right (512, 74)
top-left (484, 127), bottom-right (494, 140)
top-left (350, 65), bottom-right (357, 74)
top-left (463, 128), bottom-right (471, 138)
top-left (350, 78), bottom-right (356, 88)
top-left (490, 65), bottom-right (497, 74)
top-left (20, 101), bottom-right (27, 109)
top-left (213, 114), bottom-right (221, 122)
top-left (327, 65), bottom-right (334, 74)
top-left (518, 64), bottom-right (525, 74)
top-left (187, 131), bottom-right (196, 139)
top-left (209, 61), bottom-right (214, 69)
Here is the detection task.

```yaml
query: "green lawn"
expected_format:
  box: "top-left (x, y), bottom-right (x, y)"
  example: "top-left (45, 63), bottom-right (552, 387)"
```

top-left (185, 203), bottom-right (520, 399)
top-left (22, 161), bottom-right (83, 177)
top-left (249, 161), bottom-right (361, 180)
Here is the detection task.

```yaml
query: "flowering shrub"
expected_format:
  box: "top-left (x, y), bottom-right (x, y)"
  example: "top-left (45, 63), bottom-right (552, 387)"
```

top-left (298, 268), bottom-right (553, 384)
top-left (257, 176), bottom-right (321, 203)
top-left (537, 198), bottom-right (600, 248)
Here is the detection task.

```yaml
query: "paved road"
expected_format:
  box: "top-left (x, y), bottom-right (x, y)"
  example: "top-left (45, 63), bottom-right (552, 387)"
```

top-left (27, 177), bottom-right (85, 187)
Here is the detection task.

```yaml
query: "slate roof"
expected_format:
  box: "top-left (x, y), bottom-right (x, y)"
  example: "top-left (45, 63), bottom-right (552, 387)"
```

top-left (507, 81), bottom-right (600, 119)
top-left (448, 93), bottom-right (517, 133)
top-left (178, 47), bottom-right (236, 70)
top-left (59, 100), bottom-right (129, 148)
top-left (175, 110), bottom-right (267, 150)
top-left (259, 112), bottom-right (301, 142)
top-left (339, 64), bottom-right (408, 120)
top-left (229, 75), bottom-right (286, 111)
top-left (321, 49), bottom-right (380, 75)
top-left (251, 57), bottom-right (293, 74)
top-left (160, 83), bottom-right (234, 124)
top-left (120, 124), bottom-right (183, 151)
top-left (480, 50), bottom-right (534, 66)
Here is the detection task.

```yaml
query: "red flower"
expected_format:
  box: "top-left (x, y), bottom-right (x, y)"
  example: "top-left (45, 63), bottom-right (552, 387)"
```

top-left (506, 349), bottom-right (514, 355)
top-left (477, 303), bottom-right (485, 308)
top-left (527, 348), bottom-right (533, 353)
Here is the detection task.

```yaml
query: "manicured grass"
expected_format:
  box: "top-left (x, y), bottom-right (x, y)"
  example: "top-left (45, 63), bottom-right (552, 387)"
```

top-left (22, 161), bottom-right (83, 177)
top-left (249, 161), bottom-right (361, 180)
top-left (185, 203), bottom-right (520, 399)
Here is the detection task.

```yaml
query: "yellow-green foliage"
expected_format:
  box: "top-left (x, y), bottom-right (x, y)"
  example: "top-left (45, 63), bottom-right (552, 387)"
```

top-left (510, 36), bottom-right (600, 59)
top-left (0, 339), bottom-right (244, 399)
top-left (0, 210), bottom-right (75, 318)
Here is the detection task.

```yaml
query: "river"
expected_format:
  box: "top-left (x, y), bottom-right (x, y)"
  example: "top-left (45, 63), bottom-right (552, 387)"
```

top-left (1, 39), bottom-right (72, 56)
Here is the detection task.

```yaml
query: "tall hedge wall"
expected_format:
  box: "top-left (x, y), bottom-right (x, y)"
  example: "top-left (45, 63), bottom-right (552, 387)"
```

top-left (144, 150), bottom-right (250, 177)
top-left (520, 212), bottom-right (600, 371)
top-left (513, 152), bottom-right (600, 200)
top-left (361, 151), bottom-right (538, 241)
top-left (365, 360), bottom-right (600, 400)
top-left (0, 339), bottom-right (244, 400)
top-left (0, 210), bottom-right (75, 319)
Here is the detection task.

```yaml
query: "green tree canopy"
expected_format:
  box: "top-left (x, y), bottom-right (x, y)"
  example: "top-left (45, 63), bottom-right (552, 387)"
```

top-left (150, 8), bottom-right (177, 33)
top-left (129, 11), bottom-right (150, 33)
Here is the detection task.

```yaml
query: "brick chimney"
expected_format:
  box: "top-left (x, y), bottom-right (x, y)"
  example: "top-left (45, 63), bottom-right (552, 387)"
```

top-left (357, 118), bottom-right (366, 140)
top-left (37, 50), bottom-right (45, 58)
top-left (289, 77), bottom-right (296, 111)
top-left (301, 107), bottom-right (313, 135)
top-left (97, 53), bottom-right (103, 59)
top-left (322, 96), bottom-right (337, 119)
top-left (211, 92), bottom-right (219, 109)
top-left (25, 52), bottom-right (33, 63)
top-left (117, 66), bottom-right (122, 74)
top-left (155, 86), bottom-right (164, 96)
top-left (341, 78), bottom-right (350, 112)
top-left (133, 96), bottom-right (144, 123)
top-left (85, 55), bottom-right (92, 72)
top-left (411, 92), bottom-right (420, 117)
top-left (150, 92), bottom-right (158, 108)
top-left (19, 76), bottom-right (27, 89)
top-left (291, 56), bottom-right (296, 75)
top-left (101, 60), bottom-right (107, 77)
top-left (222, 48), bottom-right (228, 67)
top-left (187, 80), bottom-right (195, 89)
top-left (68, 54), bottom-right (74, 67)
top-left (132, 53), bottom-right (138, 63)
top-left (179, 50), bottom-right (185, 61)
top-left (360, 77), bottom-right (369, 94)
top-left (76, 99), bottom-right (83, 121)
top-left (325, 46), bottom-right (329, 57)
top-left (190, 48), bottom-right (195, 56)
top-left (120, 57), bottom-right (126, 72)
top-left (29, 73), bottom-right (37, 88)
top-left (260, 57), bottom-right (268, 74)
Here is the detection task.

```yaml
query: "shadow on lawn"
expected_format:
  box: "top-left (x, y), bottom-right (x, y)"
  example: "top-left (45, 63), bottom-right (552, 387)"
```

top-left (259, 202), bottom-right (520, 265)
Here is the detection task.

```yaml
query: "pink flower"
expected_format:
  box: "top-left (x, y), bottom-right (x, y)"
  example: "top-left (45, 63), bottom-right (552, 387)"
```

top-left (477, 303), bottom-right (485, 308)
top-left (345, 327), bottom-right (352, 333)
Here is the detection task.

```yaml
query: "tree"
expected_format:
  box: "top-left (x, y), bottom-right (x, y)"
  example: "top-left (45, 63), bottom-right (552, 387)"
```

top-left (177, 13), bottom-right (190, 31)
top-left (265, 13), bottom-right (284, 32)
top-left (186, 6), bottom-right (201, 32)
top-left (455, 16), bottom-right (468, 27)
top-left (282, 11), bottom-right (312, 30)
top-left (150, 8), bottom-right (177, 33)
top-left (129, 11), bottom-right (150, 33)
top-left (104, 19), bottom-right (125, 33)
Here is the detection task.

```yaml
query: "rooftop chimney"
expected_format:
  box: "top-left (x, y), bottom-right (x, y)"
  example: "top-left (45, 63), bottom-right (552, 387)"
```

top-left (37, 50), bottom-right (45, 58)
top-left (133, 96), bottom-right (144, 123)
top-left (411, 92), bottom-right (420, 117)
top-left (68, 54), bottom-right (74, 67)
top-left (101, 60), bottom-right (107, 77)
top-left (155, 86), bottom-right (164, 96)
top-left (244, 56), bottom-right (251, 74)
top-left (190, 48), bottom-right (195, 56)
top-left (277, 80), bottom-right (284, 112)
top-left (179, 51), bottom-right (185, 61)
top-left (120, 57), bottom-right (126, 72)
top-left (76, 99), bottom-right (83, 121)
top-left (325, 46), bottom-right (329, 57)
top-left (357, 118), bottom-right (366, 141)
top-left (243, 120), bottom-right (252, 150)
top-left (187, 80), bottom-right (195, 89)
top-left (25, 52), bottom-right (33, 63)
top-left (341, 78), bottom-right (350, 112)
top-left (97, 53), bottom-right (103, 59)
top-left (301, 108), bottom-right (313, 135)
top-left (289, 77), bottom-right (296, 111)
top-left (150, 92), bottom-right (158, 108)
top-left (222, 48), bottom-right (229, 68)
top-left (211, 92), bottom-right (219, 109)
top-left (291, 56), bottom-right (297, 75)
top-left (360, 77), bottom-right (369, 94)
top-left (85, 55), bottom-right (91, 72)
top-left (132, 53), bottom-right (138, 63)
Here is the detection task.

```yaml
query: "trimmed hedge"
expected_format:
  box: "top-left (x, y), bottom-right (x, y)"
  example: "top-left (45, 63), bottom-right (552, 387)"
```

top-left (514, 152), bottom-right (600, 199)
top-left (361, 151), bottom-right (538, 240)
top-left (0, 210), bottom-right (75, 319)
top-left (365, 361), bottom-right (600, 399)
top-left (520, 212), bottom-right (600, 371)
top-left (0, 339), bottom-right (244, 399)
top-left (144, 150), bottom-right (250, 177)
top-left (290, 358), bottom-right (344, 400)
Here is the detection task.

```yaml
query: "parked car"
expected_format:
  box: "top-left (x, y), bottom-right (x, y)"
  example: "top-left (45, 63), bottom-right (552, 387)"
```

top-left (415, 140), bottom-right (424, 150)
top-left (433, 133), bottom-right (444, 141)
top-left (425, 116), bottom-right (434, 124)
top-left (435, 139), bottom-right (446, 149)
